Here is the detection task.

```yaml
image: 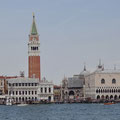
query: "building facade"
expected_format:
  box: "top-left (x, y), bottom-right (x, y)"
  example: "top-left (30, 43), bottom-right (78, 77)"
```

top-left (28, 13), bottom-right (41, 79)
top-left (0, 76), bottom-right (6, 95)
top-left (61, 66), bottom-right (89, 102)
top-left (0, 76), bottom-right (17, 95)
top-left (7, 77), bottom-right (54, 103)
top-left (38, 78), bottom-right (54, 102)
top-left (54, 85), bottom-right (61, 102)
top-left (85, 64), bottom-right (120, 101)
top-left (7, 77), bottom-right (39, 103)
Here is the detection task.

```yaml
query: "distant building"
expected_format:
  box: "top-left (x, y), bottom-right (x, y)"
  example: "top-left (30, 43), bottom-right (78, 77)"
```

top-left (0, 76), bottom-right (17, 95)
top-left (7, 77), bottom-right (39, 103)
top-left (38, 77), bottom-right (54, 102)
top-left (61, 76), bottom-right (68, 102)
top-left (54, 85), bottom-right (61, 102)
top-left (0, 76), bottom-right (6, 95)
top-left (85, 63), bottom-right (120, 101)
top-left (61, 66), bottom-right (89, 102)
top-left (7, 77), bottom-right (54, 103)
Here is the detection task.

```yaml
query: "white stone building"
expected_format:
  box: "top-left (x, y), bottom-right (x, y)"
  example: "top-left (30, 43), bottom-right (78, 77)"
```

top-left (7, 77), bottom-right (54, 103)
top-left (37, 78), bottom-right (54, 102)
top-left (85, 64), bottom-right (120, 100)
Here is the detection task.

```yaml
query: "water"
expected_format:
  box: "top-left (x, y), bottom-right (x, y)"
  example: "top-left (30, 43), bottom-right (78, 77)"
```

top-left (0, 103), bottom-right (120, 120)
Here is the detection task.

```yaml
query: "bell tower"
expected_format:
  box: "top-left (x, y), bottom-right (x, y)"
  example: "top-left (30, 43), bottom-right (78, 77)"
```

top-left (28, 13), bottom-right (41, 80)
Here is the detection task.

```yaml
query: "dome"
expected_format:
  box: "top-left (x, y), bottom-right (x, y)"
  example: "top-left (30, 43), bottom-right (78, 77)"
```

top-left (80, 70), bottom-right (90, 76)
top-left (79, 65), bottom-right (90, 76)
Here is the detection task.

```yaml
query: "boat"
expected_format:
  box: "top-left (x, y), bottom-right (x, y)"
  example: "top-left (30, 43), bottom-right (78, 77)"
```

top-left (17, 103), bottom-right (28, 106)
top-left (104, 102), bottom-right (116, 105)
top-left (6, 97), bottom-right (12, 106)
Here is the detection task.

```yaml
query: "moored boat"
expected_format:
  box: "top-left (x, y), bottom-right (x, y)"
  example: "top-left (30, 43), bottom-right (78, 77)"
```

top-left (17, 103), bottom-right (28, 106)
top-left (6, 97), bottom-right (12, 106)
top-left (104, 102), bottom-right (115, 105)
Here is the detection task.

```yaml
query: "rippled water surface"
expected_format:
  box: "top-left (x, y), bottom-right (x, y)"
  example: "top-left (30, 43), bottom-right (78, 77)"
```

top-left (0, 103), bottom-right (120, 120)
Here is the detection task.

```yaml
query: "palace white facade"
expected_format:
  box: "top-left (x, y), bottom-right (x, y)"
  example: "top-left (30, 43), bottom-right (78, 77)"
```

top-left (85, 64), bottom-right (120, 100)
top-left (7, 77), bottom-right (54, 103)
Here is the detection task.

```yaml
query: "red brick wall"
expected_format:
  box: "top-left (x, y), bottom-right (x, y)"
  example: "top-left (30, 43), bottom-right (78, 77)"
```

top-left (28, 56), bottom-right (41, 80)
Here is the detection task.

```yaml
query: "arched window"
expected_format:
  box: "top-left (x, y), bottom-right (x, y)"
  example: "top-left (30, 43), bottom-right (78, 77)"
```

top-left (110, 95), bottom-right (113, 99)
top-left (110, 89), bottom-right (111, 93)
top-left (112, 79), bottom-right (116, 84)
top-left (106, 95), bottom-right (109, 100)
top-left (98, 89), bottom-right (100, 93)
top-left (114, 95), bottom-right (117, 100)
top-left (103, 89), bottom-right (104, 93)
top-left (105, 89), bottom-right (107, 93)
top-left (112, 89), bottom-right (114, 93)
top-left (107, 89), bottom-right (109, 93)
top-left (118, 89), bottom-right (120, 93)
top-left (101, 79), bottom-right (105, 84)
top-left (96, 89), bottom-right (98, 93)
top-left (114, 89), bottom-right (115, 93)
top-left (97, 95), bottom-right (100, 100)
top-left (101, 95), bottom-right (104, 99)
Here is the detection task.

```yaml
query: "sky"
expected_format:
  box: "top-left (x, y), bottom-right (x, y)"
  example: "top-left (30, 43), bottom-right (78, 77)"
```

top-left (0, 0), bottom-right (120, 84)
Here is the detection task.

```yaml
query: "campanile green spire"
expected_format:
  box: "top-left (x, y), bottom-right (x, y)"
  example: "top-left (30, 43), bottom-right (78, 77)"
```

top-left (30, 13), bottom-right (38, 35)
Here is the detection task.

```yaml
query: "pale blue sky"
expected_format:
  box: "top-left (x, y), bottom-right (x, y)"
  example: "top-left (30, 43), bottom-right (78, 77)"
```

top-left (0, 0), bottom-right (120, 84)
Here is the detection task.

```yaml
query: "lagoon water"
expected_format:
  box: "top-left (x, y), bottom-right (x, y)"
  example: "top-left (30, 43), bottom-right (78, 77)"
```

top-left (0, 103), bottom-right (120, 120)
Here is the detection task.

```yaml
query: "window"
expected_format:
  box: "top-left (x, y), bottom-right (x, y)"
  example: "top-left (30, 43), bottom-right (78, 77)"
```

top-left (41, 88), bottom-right (43, 93)
top-left (29, 91), bottom-right (30, 95)
top-left (49, 88), bottom-right (51, 93)
top-left (96, 89), bottom-right (98, 93)
top-left (22, 91), bottom-right (24, 95)
top-left (32, 47), bottom-right (37, 50)
top-left (45, 87), bottom-right (47, 93)
top-left (118, 89), bottom-right (120, 93)
top-left (101, 79), bottom-right (105, 84)
top-left (25, 91), bottom-right (27, 95)
top-left (22, 83), bottom-right (24, 86)
top-left (19, 91), bottom-right (21, 95)
top-left (32, 97), bottom-right (34, 100)
top-left (25, 83), bottom-right (27, 86)
top-left (112, 79), bottom-right (116, 84)
top-left (16, 91), bottom-right (18, 95)
top-left (35, 97), bottom-right (37, 101)
top-left (16, 83), bottom-right (18, 86)
top-left (32, 91), bottom-right (34, 95)
top-left (19, 83), bottom-right (21, 86)
top-left (35, 91), bottom-right (37, 94)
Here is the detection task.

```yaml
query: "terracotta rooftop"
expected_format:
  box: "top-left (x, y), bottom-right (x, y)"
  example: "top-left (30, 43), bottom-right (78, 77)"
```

top-left (0, 76), bottom-right (18, 79)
